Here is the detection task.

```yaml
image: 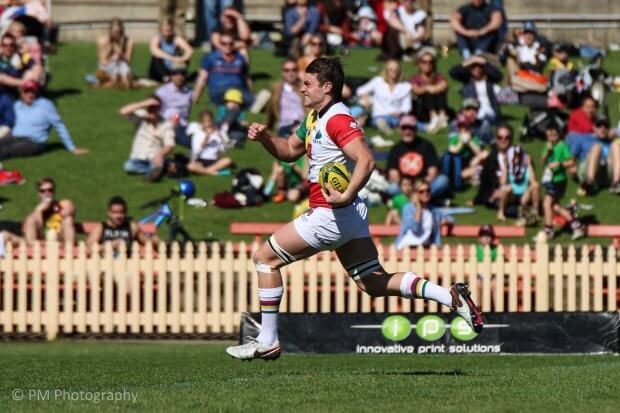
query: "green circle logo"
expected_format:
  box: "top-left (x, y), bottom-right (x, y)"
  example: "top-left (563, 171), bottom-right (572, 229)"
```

top-left (450, 316), bottom-right (478, 341)
top-left (416, 315), bottom-right (446, 341)
top-left (381, 315), bottom-right (412, 341)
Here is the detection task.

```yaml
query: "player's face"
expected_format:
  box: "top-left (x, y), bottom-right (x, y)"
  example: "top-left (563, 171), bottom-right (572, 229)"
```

top-left (108, 204), bottom-right (127, 226)
top-left (300, 72), bottom-right (330, 109)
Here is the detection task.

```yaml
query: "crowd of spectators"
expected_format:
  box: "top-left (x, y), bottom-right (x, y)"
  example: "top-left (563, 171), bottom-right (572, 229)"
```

top-left (2, 0), bottom-right (619, 249)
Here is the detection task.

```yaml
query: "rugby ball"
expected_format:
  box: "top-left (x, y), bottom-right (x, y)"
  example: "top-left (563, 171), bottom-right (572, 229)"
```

top-left (319, 162), bottom-right (351, 193)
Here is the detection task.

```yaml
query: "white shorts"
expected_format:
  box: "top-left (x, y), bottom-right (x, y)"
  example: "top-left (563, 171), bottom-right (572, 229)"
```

top-left (293, 198), bottom-right (371, 250)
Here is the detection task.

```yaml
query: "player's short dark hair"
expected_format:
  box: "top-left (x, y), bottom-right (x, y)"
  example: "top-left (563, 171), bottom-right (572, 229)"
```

top-left (108, 196), bottom-right (127, 211)
top-left (305, 57), bottom-right (344, 101)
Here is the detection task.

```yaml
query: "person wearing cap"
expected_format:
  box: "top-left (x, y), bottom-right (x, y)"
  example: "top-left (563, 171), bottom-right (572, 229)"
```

top-left (119, 96), bottom-right (175, 182)
top-left (154, 63), bottom-right (193, 147)
top-left (384, 0), bottom-right (428, 59)
top-left (350, 6), bottom-right (382, 48)
top-left (386, 115), bottom-right (449, 201)
top-left (194, 32), bottom-right (252, 107)
top-left (215, 88), bottom-right (248, 147)
top-left (504, 21), bottom-right (548, 93)
top-left (451, 97), bottom-right (494, 145)
top-left (450, 55), bottom-right (502, 124)
top-left (575, 116), bottom-right (620, 195)
top-left (450, 0), bottom-right (503, 58)
top-left (411, 47), bottom-right (449, 133)
top-left (441, 113), bottom-right (484, 191)
top-left (0, 81), bottom-right (88, 160)
top-left (355, 59), bottom-right (412, 134)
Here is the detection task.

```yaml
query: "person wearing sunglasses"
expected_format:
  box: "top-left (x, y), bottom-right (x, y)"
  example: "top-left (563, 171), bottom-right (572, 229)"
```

top-left (386, 115), bottom-right (449, 201)
top-left (395, 179), bottom-right (449, 249)
top-left (411, 47), bottom-right (449, 134)
top-left (193, 32), bottom-right (252, 108)
top-left (266, 59), bottom-right (305, 137)
top-left (22, 177), bottom-right (76, 245)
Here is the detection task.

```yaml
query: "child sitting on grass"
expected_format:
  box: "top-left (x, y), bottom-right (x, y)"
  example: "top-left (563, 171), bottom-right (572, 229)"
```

top-left (540, 123), bottom-right (584, 240)
top-left (216, 88), bottom-right (249, 148)
top-left (385, 176), bottom-right (414, 225)
top-left (186, 110), bottom-right (233, 176)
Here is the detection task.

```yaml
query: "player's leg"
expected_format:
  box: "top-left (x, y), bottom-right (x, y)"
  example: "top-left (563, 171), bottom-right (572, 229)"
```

top-left (226, 220), bottom-right (318, 360)
top-left (335, 237), bottom-right (483, 332)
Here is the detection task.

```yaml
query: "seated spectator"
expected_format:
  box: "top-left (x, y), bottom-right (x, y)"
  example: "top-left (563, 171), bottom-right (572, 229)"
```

top-left (210, 7), bottom-right (251, 62)
top-left (0, 80), bottom-right (88, 160)
top-left (576, 117), bottom-right (620, 195)
top-left (193, 32), bottom-right (252, 107)
top-left (411, 47), bottom-right (449, 132)
top-left (386, 115), bottom-right (449, 201)
top-left (186, 110), bottom-right (232, 176)
top-left (8, 21), bottom-right (44, 84)
top-left (0, 33), bottom-right (26, 90)
top-left (266, 59), bottom-right (305, 137)
top-left (540, 123), bottom-right (584, 240)
top-left (283, 0), bottom-right (321, 58)
top-left (384, 0), bottom-right (428, 59)
top-left (317, 0), bottom-right (352, 49)
top-left (148, 18), bottom-right (193, 83)
top-left (385, 175), bottom-right (414, 225)
top-left (496, 145), bottom-right (540, 224)
top-left (154, 64), bottom-right (193, 147)
top-left (22, 177), bottom-right (76, 245)
top-left (297, 33), bottom-right (325, 74)
top-left (441, 114), bottom-right (484, 191)
top-left (450, 0), bottom-right (503, 58)
top-left (216, 88), bottom-right (249, 148)
top-left (93, 18), bottom-right (134, 89)
top-left (504, 21), bottom-right (548, 93)
top-left (566, 94), bottom-right (596, 154)
top-left (355, 59), bottom-right (412, 134)
top-left (450, 55), bottom-right (502, 124)
top-left (449, 97), bottom-right (493, 145)
top-left (473, 123), bottom-right (514, 207)
top-left (264, 157), bottom-right (308, 203)
top-left (349, 6), bottom-right (382, 48)
top-left (86, 196), bottom-right (158, 251)
top-left (119, 96), bottom-right (174, 181)
top-left (373, 0), bottom-right (399, 43)
top-left (395, 179), bottom-right (446, 249)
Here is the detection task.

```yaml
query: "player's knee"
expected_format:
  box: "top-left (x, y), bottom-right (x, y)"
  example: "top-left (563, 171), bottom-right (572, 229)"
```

top-left (252, 248), bottom-right (281, 269)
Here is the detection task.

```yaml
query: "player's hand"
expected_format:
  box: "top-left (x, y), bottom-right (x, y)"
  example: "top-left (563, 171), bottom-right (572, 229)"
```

top-left (321, 184), bottom-right (353, 207)
top-left (247, 123), bottom-right (269, 142)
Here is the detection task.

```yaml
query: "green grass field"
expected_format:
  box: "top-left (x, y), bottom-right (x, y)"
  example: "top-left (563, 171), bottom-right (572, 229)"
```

top-left (0, 342), bottom-right (618, 412)
top-left (1, 43), bottom-right (620, 243)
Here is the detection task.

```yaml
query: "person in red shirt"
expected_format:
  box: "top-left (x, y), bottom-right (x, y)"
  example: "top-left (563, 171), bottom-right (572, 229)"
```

top-left (566, 94), bottom-right (597, 154)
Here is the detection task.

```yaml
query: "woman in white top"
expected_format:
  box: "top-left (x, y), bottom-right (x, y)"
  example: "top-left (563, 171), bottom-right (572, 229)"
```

top-left (187, 111), bottom-right (233, 176)
top-left (356, 59), bottom-right (412, 134)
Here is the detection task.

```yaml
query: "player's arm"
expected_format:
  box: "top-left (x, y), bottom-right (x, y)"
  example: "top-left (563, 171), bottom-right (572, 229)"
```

top-left (324, 138), bottom-right (375, 207)
top-left (247, 122), bottom-right (306, 162)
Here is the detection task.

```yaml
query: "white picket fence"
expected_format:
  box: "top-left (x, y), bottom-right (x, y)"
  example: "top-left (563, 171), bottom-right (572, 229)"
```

top-left (0, 237), bottom-right (618, 340)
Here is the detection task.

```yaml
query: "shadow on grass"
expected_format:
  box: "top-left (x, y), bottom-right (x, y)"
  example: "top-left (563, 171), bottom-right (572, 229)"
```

top-left (360, 369), bottom-right (468, 377)
top-left (45, 88), bottom-right (82, 101)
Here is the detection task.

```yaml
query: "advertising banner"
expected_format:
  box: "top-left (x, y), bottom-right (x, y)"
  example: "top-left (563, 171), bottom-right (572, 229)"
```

top-left (240, 312), bottom-right (620, 354)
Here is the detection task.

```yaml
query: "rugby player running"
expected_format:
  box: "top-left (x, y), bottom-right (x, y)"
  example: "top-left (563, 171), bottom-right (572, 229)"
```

top-left (226, 57), bottom-right (483, 361)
